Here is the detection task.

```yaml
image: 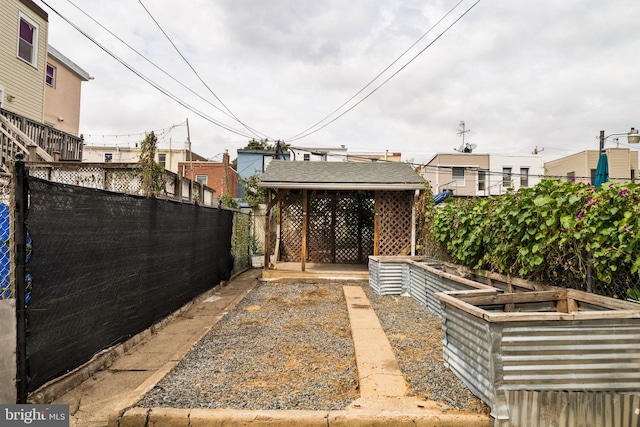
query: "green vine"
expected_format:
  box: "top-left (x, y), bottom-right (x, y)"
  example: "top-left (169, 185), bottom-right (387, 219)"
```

top-left (240, 173), bottom-right (266, 207)
top-left (139, 131), bottom-right (166, 197)
top-left (430, 180), bottom-right (640, 294)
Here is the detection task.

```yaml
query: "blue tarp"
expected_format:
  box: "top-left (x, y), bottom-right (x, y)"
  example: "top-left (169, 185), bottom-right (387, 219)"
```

top-left (433, 190), bottom-right (452, 205)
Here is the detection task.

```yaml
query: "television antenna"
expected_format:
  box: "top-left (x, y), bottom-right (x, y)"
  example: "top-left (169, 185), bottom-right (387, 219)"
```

top-left (454, 121), bottom-right (476, 153)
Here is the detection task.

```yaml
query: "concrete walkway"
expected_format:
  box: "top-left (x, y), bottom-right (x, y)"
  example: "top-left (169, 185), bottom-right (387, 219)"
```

top-left (43, 270), bottom-right (261, 427)
top-left (343, 286), bottom-right (407, 398)
top-left (33, 269), bottom-right (489, 427)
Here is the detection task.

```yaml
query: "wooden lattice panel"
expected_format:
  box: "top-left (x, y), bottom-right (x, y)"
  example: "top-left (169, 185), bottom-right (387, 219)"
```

top-left (334, 193), bottom-right (374, 263)
top-left (377, 191), bottom-right (413, 256)
top-left (279, 193), bottom-right (303, 262)
top-left (308, 196), bottom-right (333, 262)
top-left (278, 191), bottom-right (374, 264)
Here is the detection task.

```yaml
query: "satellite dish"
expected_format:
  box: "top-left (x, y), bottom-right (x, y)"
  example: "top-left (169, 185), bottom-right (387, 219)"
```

top-left (455, 143), bottom-right (477, 153)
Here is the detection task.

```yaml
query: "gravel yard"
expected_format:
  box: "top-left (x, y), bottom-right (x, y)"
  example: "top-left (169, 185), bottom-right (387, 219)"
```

top-left (362, 286), bottom-right (488, 413)
top-left (138, 280), bottom-right (488, 414)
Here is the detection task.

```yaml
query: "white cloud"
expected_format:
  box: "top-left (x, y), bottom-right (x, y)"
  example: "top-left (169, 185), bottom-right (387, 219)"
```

top-left (40, 0), bottom-right (640, 163)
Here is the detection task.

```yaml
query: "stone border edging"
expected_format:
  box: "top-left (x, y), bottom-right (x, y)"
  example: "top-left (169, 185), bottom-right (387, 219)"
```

top-left (112, 403), bottom-right (491, 427)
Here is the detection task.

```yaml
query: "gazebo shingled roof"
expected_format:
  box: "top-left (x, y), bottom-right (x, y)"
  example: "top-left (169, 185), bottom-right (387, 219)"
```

top-left (259, 160), bottom-right (425, 190)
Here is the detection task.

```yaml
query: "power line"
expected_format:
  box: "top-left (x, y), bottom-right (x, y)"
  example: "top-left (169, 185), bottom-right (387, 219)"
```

top-left (62, 0), bottom-right (267, 137)
top-left (284, 145), bottom-right (584, 182)
top-left (83, 126), bottom-right (182, 146)
top-left (82, 122), bottom-right (185, 138)
top-left (41, 0), bottom-right (258, 140)
top-left (287, 0), bottom-right (468, 142)
top-left (287, 0), bottom-right (482, 142)
top-left (136, 0), bottom-right (268, 140)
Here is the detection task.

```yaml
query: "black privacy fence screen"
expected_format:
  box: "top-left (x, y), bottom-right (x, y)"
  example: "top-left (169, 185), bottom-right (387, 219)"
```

top-left (23, 175), bottom-right (235, 392)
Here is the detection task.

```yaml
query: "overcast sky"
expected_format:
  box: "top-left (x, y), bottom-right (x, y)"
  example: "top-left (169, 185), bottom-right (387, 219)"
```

top-left (39, 0), bottom-right (640, 164)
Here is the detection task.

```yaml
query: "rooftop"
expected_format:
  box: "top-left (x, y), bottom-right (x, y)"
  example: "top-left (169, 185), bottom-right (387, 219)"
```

top-left (259, 160), bottom-right (425, 190)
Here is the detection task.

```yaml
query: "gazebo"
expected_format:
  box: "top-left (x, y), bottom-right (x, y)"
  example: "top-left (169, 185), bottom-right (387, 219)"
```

top-left (258, 160), bottom-right (426, 271)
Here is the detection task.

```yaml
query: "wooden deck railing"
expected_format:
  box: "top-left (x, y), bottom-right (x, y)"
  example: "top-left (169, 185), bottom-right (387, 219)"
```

top-left (0, 109), bottom-right (83, 167)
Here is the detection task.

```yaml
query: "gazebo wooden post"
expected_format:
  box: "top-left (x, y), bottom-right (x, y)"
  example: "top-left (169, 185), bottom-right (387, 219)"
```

top-left (330, 193), bottom-right (337, 263)
top-left (301, 189), bottom-right (308, 271)
top-left (357, 196), bottom-right (363, 262)
top-left (263, 188), bottom-right (272, 269)
top-left (411, 190), bottom-right (419, 256)
top-left (373, 191), bottom-right (380, 255)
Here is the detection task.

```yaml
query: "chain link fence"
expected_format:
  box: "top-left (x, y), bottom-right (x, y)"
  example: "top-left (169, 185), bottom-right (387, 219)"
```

top-left (424, 232), bottom-right (640, 303)
top-left (0, 173), bottom-right (14, 300)
top-left (586, 257), bottom-right (640, 303)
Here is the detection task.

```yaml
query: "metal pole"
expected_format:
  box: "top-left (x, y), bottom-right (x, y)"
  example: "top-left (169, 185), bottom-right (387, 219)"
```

top-left (586, 254), bottom-right (593, 293)
top-left (599, 130), bottom-right (605, 153)
top-left (14, 153), bottom-right (28, 403)
top-left (186, 118), bottom-right (193, 202)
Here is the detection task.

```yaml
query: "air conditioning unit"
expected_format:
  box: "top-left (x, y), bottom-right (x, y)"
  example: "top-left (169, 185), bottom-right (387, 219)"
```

top-left (0, 86), bottom-right (4, 109)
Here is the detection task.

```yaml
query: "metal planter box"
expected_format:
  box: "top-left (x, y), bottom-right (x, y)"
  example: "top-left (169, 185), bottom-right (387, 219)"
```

top-left (435, 289), bottom-right (640, 426)
top-left (406, 261), bottom-right (496, 317)
top-left (368, 256), bottom-right (428, 295)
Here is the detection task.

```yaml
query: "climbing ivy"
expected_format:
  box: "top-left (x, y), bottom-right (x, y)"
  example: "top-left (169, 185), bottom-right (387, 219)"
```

top-left (139, 131), bottom-right (166, 197)
top-left (430, 180), bottom-right (640, 294)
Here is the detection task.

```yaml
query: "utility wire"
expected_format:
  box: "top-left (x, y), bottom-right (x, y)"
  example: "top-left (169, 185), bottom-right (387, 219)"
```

top-left (40, 0), bottom-right (257, 139)
top-left (137, 0), bottom-right (267, 139)
top-left (287, 0), bottom-right (482, 142)
top-left (84, 124), bottom-right (181, 146)
top-left (287, 0), bottom-right (467, 142)
top-left (62, 0), bottom-right (268, 139)
top-left (83, 122), bottom-right (185, 138)
top-left (285, 145), bottom-right (570, 181)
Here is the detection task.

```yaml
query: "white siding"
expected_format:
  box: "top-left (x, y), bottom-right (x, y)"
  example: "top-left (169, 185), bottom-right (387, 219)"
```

top-left (82, 146), bottom-right (209, 174)
top-left (488, 155), bottom-right (544, 195)
top-left (289, 147), bottom-right (347, 162)
top-left (422, 153), bottom-right (489, 196)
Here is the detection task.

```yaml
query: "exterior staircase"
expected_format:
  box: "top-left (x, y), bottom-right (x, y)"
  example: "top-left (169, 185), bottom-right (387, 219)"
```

top-left (0, 109), bottom-right (83, 172)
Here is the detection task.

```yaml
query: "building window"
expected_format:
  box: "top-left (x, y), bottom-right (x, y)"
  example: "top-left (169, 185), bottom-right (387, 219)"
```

top-left (46, 63), bottom-right (56, 87)
top-left (520, 168), bottom-right (529, 188)
top-left (262, 155), bottom-right (272, 172)
top-left (478, 170), bottom-right (486, 191)
top-left (18, 13), bottom-right (39, 66)
top-left (303, 154), bottom-right (310, 161)
top-left (567, 171), bottom-right (575, 182)
top-left (590, 169), bottom-right (596, 185)
top-left (158, 153), bottom-right (166, 169)
top-left (452, 167), bottom-right (465, 186)
top-left (104, 153), bottom-right (113, 163)
top-left (502, 167), bottom-right (512, 187)
top-left (195, 175), bottom-right (207, 186)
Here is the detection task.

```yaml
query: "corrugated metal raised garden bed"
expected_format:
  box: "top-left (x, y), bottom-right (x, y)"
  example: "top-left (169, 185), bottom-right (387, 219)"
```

top-left (435, 288), bottom-right (640, 426)
top-left (368, 256), bottom-right (640, 426)
top-left (368, 256), bottom-right (497, 316)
